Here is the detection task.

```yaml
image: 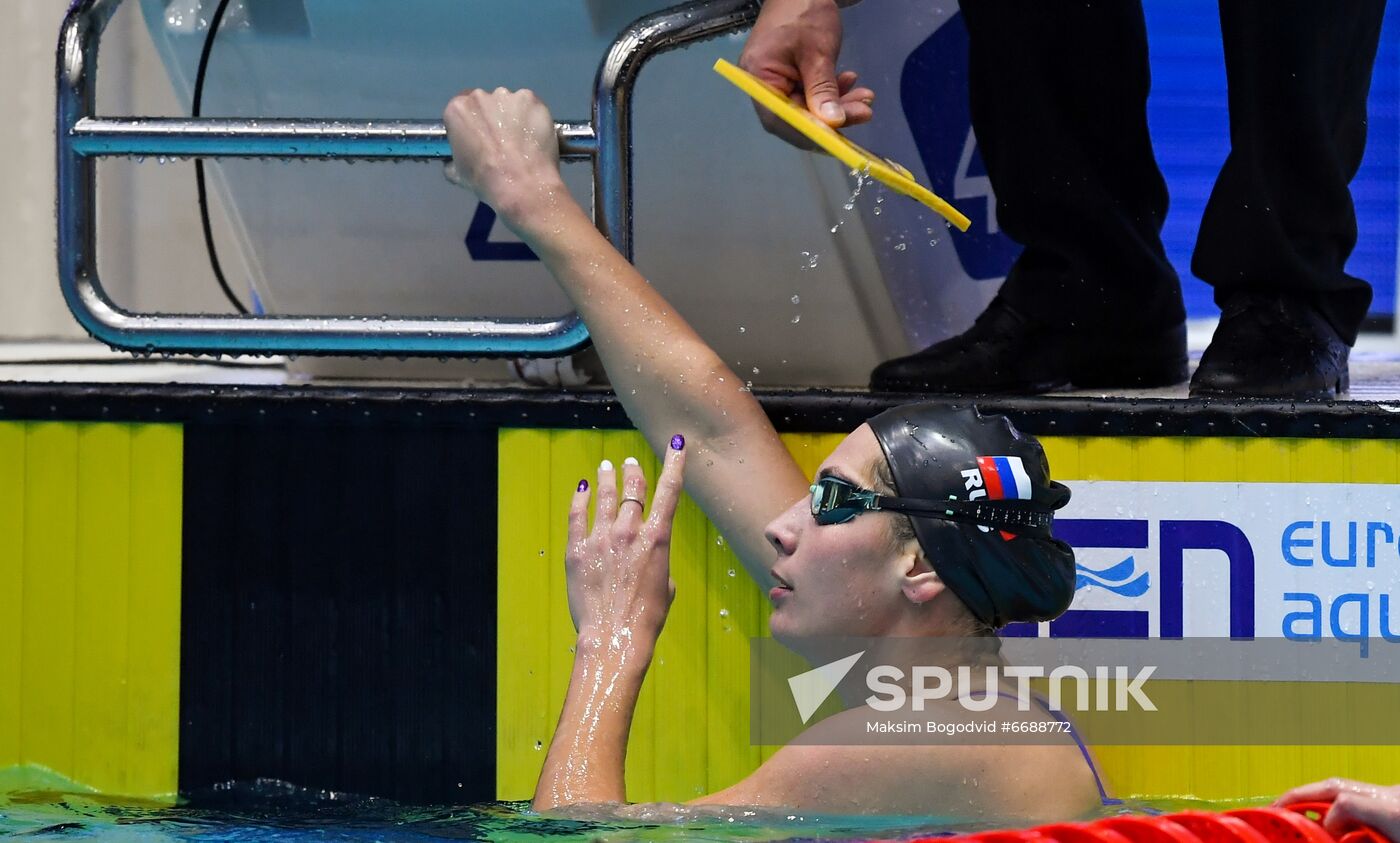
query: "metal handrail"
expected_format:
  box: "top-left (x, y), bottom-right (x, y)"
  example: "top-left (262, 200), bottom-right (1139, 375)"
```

top-left (56, 0), bottom-right (759, 358)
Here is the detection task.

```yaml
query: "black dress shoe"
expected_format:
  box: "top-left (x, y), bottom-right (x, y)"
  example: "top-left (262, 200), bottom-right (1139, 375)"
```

top-left (869, 298), bottom-right (1188, 394)
top-left (1189, 292), bottom-right (1350, 400)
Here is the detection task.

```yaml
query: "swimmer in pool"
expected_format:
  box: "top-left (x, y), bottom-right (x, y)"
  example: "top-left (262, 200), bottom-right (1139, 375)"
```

top-left (443, 88), bottom-right (1102, 820)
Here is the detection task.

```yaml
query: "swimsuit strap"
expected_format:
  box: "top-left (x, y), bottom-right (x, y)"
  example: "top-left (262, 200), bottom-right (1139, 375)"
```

top-left (996, 690), bottom-right (1120, 806)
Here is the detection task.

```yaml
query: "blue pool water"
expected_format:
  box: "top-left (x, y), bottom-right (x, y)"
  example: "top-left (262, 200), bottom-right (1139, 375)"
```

top-left (0, 778), bottom-right (1254, 843)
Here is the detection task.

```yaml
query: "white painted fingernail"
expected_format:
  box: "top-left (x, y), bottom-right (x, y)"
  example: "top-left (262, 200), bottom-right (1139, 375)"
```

top-left (600, 459), bottom-right (613, 471)
top-left (623, 457), bottom-right (640, 467)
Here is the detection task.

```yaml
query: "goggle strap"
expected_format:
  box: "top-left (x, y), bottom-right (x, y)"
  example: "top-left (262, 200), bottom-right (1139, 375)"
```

top-left (872, 494), bottom-right (1056, 538)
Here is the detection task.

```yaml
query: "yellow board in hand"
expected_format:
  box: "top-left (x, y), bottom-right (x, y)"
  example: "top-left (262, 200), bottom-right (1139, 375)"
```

top-left (713, 58), bottom-right (972, 232)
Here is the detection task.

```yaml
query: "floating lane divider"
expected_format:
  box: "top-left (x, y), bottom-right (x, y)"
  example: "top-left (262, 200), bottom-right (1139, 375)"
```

top-left (874, 802), bottom-right (1388, 843)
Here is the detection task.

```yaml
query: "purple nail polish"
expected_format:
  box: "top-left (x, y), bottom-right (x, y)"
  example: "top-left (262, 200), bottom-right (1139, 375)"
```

top-left (577, 479), bottom-right (589, 492)
top-left (671, 434), bottom-right (685, 451)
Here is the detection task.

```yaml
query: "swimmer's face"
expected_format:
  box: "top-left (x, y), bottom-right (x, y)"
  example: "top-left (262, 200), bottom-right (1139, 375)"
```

top-left (763, 424), bottom-right (939, 647)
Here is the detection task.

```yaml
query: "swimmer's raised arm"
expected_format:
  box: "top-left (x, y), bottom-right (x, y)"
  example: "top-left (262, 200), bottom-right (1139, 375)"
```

top-left (443, 88), bottom-right (808, 585)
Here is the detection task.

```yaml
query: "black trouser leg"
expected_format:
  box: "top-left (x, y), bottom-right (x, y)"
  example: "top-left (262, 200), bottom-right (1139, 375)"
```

top-left (960, 0), bottom-right (1183, 330)
top-left (1193, 1), bottom-right (1384, 346)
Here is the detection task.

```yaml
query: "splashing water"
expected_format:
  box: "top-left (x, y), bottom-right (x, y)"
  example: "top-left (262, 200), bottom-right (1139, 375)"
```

top-left (845, 166), bottom-right (870, 211)
top-left (830, 168), bottom-right (872, 233)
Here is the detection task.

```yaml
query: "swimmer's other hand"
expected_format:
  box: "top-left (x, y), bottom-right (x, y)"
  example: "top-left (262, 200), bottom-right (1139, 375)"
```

top-left (443, 87), bottom-right (563, 225)
top-left (564, 439), bottom-right (687, 652)
top-left (1276, 778), bottom-right (1400, 843)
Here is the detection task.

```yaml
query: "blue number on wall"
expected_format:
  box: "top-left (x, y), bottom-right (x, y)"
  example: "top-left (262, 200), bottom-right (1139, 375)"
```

top-left (464, 203), bottom-right (539, 262)
top-left (900, 12), bottom-right (1021, 283)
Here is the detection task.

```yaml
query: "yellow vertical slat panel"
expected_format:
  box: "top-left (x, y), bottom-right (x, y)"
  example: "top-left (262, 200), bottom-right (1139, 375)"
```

top-left (496, 428), bottom-right (557, 800)
top-left (704, 512), bottom-right (763, 794)
top-left (1039, 436), bottom-right (1081, 480)
top-left (1343, 439), bottom-right (1397, 485)
top-left (1290, 438), bottom-right (1349, 483)
top-left (1235, 438), bottom-right (1294, 484)
top-left (652, 451), bottom-right (711, 800)
top-left (545, 430), bottom-right (603, 734)
top-left (1076, 437), bottom-right (1137, 481)
top-left (2, 422), bottom-right (181, 797)
top-left (1182, 437), bottom-right (1239, 482)
top-left (123, 424), bottom-right (182, 798)
top-left (73, 425), bottom-right (132, 795)
top-left (0, 423), bottom-right (25, 767)
top-left (1095, 746), bottom-right (1286, 802)
top-left (1132, 437), bottom-right (1185, 482)
top-left (20, 423), bottom-right (79, 778)
top-left (1090, 745), bottom-right (1176, 800)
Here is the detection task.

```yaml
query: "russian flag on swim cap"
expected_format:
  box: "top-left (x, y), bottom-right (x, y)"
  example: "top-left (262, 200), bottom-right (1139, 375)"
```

top-left (976, 456), bottom-right (1033, 501)
top-left (977, 456), bottom-right (1032, 541)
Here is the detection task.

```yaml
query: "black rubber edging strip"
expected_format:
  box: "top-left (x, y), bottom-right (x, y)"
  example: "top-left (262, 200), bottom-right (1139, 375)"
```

top-left (3, 382), bottom-right (1400, 439)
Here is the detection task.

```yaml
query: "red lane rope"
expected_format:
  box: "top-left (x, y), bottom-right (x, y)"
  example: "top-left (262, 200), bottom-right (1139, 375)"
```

top-left (878, 799), bottom-right (1389, 843)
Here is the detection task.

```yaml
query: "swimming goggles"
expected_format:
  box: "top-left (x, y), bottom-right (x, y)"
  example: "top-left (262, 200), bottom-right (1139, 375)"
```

top-left (808, 475), bottom-right (1056, 538)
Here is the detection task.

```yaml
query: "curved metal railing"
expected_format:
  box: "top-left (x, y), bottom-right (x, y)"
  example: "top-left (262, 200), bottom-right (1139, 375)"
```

top-left (55, 0), bottom-right (759, 357)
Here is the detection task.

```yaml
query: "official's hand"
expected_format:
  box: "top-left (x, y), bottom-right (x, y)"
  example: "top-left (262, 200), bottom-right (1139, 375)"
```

top-left (739, 0), bottom-right (874, 148)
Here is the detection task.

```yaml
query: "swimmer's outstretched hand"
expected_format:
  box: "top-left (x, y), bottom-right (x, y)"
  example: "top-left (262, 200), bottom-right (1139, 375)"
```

top-left (565, 435), bottom-right (688, 653)
top-left (1276, 778), bottom-right (1400, 842)
top-left (442, 87), bottom-right (563, 229)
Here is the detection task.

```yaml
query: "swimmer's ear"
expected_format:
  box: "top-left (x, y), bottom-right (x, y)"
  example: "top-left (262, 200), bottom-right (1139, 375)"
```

top-left (899, 552), bottom-right (945, 605)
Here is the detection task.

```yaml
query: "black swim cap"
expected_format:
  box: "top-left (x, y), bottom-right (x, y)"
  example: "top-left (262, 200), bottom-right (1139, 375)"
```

top-left (867, 404), bottom-right (1075, 629)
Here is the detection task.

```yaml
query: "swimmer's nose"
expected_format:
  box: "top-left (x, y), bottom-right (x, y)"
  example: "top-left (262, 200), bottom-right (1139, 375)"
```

top-left (764, 525), bottom-right (791, 556)
top-left (763, 499), bottom-right (803, 557)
